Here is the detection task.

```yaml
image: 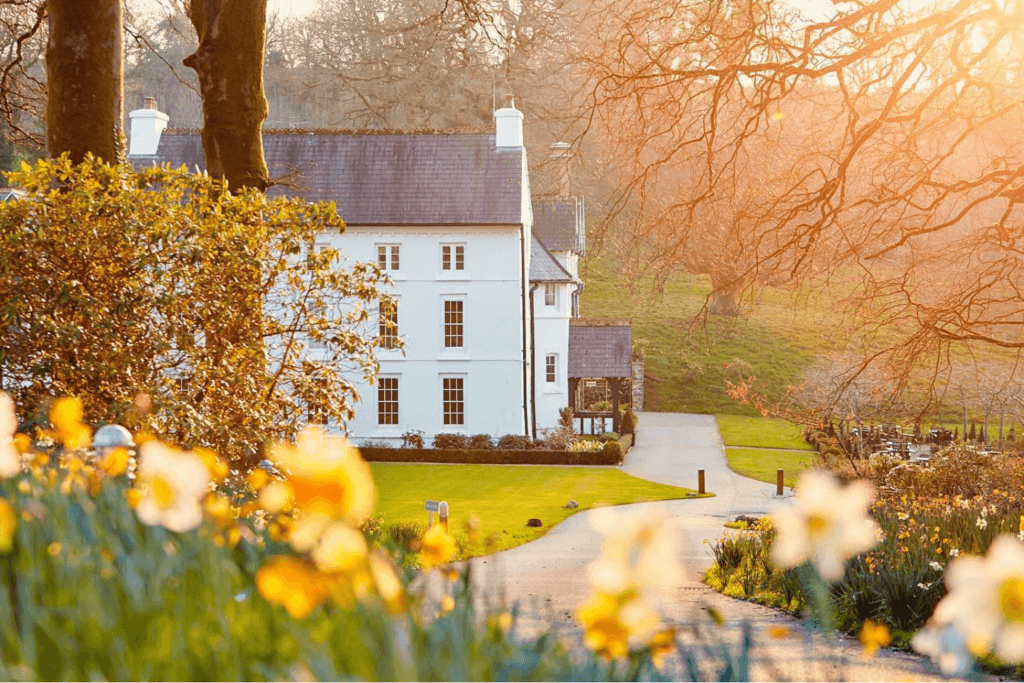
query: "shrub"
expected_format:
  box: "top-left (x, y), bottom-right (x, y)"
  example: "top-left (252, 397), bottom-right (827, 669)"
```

top-left (433, 433), bottom-right (469, 450)
top-left (401, 430), bottom-right (424, 449)
top-left (468, 434), bottom-right (494, 450)
top-left (497, 434), bottom-right (533, 450)
top-left (558, 406), bottom-right (574, 429)
top-left (599, 431), bottom-right (620, 443)
top-left (602, 440), bottom-right (622, 460)
top-left (590, 400), bottom-right (612, 412)
top-left (620, 408), bottom-right (637, 435)
top-left (541, 426), bottom-right (575, 450)
top-left (569, 440), bottom-right (604, 453)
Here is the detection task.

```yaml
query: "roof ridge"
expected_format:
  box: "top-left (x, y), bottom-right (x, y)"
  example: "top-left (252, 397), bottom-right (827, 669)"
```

top-left (163, 127), bottom-right (491, 137)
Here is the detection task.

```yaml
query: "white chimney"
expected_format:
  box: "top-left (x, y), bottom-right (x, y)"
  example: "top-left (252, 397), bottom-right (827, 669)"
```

top-left (495, 93), bottom-right (523, 149)
top-left (549, 141), bottom-right (571, 196)
top-left (128, 97), bottom-right (169, 156)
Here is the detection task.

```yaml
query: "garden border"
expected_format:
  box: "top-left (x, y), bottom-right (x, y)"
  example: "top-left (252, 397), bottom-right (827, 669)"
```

top-left (359, 446), bottom-right (624, 466)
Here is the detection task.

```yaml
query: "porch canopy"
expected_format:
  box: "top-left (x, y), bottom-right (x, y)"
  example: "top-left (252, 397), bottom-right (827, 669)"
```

top-left (567, 318), bottom-right (632, 433)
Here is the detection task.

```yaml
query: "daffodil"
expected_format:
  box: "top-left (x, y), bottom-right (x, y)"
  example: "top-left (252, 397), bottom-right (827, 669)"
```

top-left (134, 441), bottom-right (211, 533)
top-left (255, 555), bottom-right (331, 619)
top-left (927, 534), bottom-right (1024, 663)
top-left (270, 426), bottom-right (374, 524)
top-left (419, 523), bottom-right (456, 569)
top-left (0, 392), bottom-right (20, 478)
top-left (0, 498), bottom-right (16, 553)
top-left (912, 622), bottom-right (972, 676)
top-left (100, 447), bottom-right (129, 477)
top-left (859, 619), bottom-right (892, 659)
top-left (49, 397), bottom-right (92, 450)
top-left (310, 521), bottom-right (368, 574)
top-left (771, 470), bottom-right (878, 581)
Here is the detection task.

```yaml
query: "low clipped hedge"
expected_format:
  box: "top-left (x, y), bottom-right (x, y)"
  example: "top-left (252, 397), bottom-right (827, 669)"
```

top-left (358, 447), bottom-right (624, 466)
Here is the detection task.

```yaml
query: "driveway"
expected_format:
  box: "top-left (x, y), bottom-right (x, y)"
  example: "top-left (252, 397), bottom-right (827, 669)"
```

top-left (455, 412), bottom-right (959, 681)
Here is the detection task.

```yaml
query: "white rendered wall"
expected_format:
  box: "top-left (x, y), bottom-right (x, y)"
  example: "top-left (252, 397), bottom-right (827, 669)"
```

top-left (532, 281), bottom-right (570, 435)
top-left (314, 225), bottom-right (528, 445)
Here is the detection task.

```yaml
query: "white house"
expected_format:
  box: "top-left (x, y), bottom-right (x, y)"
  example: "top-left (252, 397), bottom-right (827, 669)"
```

top-left (128, 95), bottom-right (594, 444)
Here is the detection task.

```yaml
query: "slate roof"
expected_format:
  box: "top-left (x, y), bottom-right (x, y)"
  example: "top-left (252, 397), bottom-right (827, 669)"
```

top-left (143, 130), bottom-right (526, 226)
top-left (568, 319), bottom-right (632, 378)
top-left (533, 197), bottom-right (585, 254)
top-left (529, 233), bottom-right (575, 283)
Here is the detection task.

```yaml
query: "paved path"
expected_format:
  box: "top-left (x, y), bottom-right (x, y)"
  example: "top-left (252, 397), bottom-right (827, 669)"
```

top-left (448, 412), bottom-right (965, 680)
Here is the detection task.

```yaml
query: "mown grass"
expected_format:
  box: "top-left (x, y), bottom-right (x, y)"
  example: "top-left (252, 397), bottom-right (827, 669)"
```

top-left (724, 447), bottom-right (819, 488)
top-left (715, 414), bottom-right (814, 450)
top-left (370, 463), bottom-right (703, 556)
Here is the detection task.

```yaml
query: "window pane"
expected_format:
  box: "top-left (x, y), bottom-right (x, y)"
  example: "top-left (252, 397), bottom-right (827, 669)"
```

top-left (377, 245), bottom-right (387, 269)
top-left (391, 245), bottom-right (400, 270)
top-left (379, 301), bottom-right (398, 349)
top-left (455, 245), bottom-right (464, 270)
top-left (442, 377), bottom-right (464, 425)
top-left (442, 245), bottom-right (451, 270)
top-left (545, 284), bottom-right (556, 306)
top-left (378, 377), bottom-right (399, 425)
top-left (444, 300), bottom-right (463, 348)
top-left (546, 354), bottom-right (556, 383)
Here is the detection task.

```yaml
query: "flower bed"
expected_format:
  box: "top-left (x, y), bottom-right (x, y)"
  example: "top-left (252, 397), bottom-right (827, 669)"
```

top-left (358, 445), bottom-right (624, 466)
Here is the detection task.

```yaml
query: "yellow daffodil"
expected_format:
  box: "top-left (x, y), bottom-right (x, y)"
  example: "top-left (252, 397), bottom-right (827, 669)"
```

top-left (368, 552), bottom-right (406, 614)
top-left (49, 397), bottom-right (92, 450)
top-left (928, 534), bottom-right (1024, 663)
top-left (100, 447), bottom-right (129, 477)
top-left (134, 441), bottom-right (210, 533)
top-left (771, 470), bottom-right (878, 581)
top-left (259, 481), bottom-right (292, 513)
top-left (859, 619), bottom-right (892, 659)
top-left (310, 521), bottom-right (368, 574)
top-left (0, 392), bottom-right (22, 478)
top-left (270, 427), bottom-right (375, 525)
top-left (195, 447), bottom-right (229, 483)
top-left (255, 555), bottom-right (331, 619)
top-left (248, 468), bottom-right (269, 491)
top-left (419, 524), bottom-right (456, 569)
top-left (0, 498), bottom-right (16, 553)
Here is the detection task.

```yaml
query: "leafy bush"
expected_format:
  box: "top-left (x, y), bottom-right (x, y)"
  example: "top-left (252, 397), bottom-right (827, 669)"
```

top-left (0, 158), bottom-right (389, 468)
top-left (602, 440), bottom-right (622, 460)
top-left (360, 447), bottom-right (623, 466)
top-left (590, 400), bottom-right (612, 412)
top-left (599, 432), bottom-right (620, 442)
top-left (569, 440), bottom-right (605, 453)
top-left (432, 433), bottom-right (468, 450)
top-left (620, 408), bottom-right (637, 435)
top-left (401, 430), bottom-right (425, 449)
top-left (540, 426), bottom-right (575, 450)
top-left (558, 406), bottom-right (574, 429)
top-left (497, 435), bottom-right (533, 450)
top-left (468, 434), bottom-right (494, 450)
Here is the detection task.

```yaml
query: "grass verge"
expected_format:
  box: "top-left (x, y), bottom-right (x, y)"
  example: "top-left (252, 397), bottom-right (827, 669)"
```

top-left (724, 447), bottom-right (819, 488)
top-left (370, 463), bottom-right (704, 556)
top-left (715, 414), bottom-right (814, 450)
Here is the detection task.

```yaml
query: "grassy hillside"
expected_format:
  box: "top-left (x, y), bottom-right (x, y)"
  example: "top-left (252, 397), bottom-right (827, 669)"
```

top-left (579, 257), bottom-right (839, 415)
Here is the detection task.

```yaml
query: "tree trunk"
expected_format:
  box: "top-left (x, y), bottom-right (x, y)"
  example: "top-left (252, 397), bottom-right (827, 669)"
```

top-left (46, 0), bottom-right (123, 163)
top-left (184, 0), bottom-right (269, 193)
top-left (708, 278), bottom-right (742, 316)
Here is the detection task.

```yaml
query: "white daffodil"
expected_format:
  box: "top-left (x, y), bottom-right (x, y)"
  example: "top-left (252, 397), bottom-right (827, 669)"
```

top-left (912, 622), bottom-right (972, 676)
top-left (134, 441), bottom-right (210, 533)
top-left (0, 392), bottom-right (20, 478)
top-left (771, 470), bottom-right (878, 582)
top-left (928, 535), bottom-right (1024, 664)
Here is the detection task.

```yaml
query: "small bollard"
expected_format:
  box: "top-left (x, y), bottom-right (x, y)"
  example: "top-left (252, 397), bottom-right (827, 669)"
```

top-left (777, 469), bottom-right (784, 496)
top-left (438, 501), bottom-right (449, 533)
top-left (698, 469), bottom-right (705, 495)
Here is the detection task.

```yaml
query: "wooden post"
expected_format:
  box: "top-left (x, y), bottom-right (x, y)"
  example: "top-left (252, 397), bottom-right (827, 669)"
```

top-left (777, 469), bottom-right (784, 496)
top-left (439, 501), bottom-right (449, 533)
top-left (611, 378), bottom-right (621, 434)
top-left (698, 469), bottom-right (705, 495)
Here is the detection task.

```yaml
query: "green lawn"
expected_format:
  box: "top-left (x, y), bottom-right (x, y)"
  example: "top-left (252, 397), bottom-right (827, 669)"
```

top-left (715, 414), bottom-right (814, 450)
top-left (370, 463), bottom-right (703, 555)
top-left (725, 447), bottom-right (820, 488)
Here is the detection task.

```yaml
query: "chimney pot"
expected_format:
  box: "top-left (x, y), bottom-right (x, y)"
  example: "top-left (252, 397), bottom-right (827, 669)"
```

top-left (144, 96), bottom-right (158, 110)
top-left (549, 141), bottom-right (572, 196)
top-left (502, 93), bottom-right (515, 109)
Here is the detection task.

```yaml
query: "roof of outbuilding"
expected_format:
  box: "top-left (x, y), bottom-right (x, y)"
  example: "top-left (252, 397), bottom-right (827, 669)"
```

top-left (144, 130), bottom-right (526, 226)
top-left (568, 319), bottom-right (632, 378)
top-left (529, 233), bottom-right (575, 283)
top-left (533, 197), bottom-right (584, 253)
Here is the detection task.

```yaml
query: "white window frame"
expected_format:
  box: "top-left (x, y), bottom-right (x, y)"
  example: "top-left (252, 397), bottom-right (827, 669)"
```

top-left (544, 283), bottom-right (557, 307)
top-left (441, 374), bottom-right (466, 427)
top-left (441, 243), bottom-right (466, 271)
top-left (545, 354), bottom-right (557, 384)
top-left (378, 298), bottom-right (399, 350)
top-left (377, 375), bottom-right (399, 426)
top-left (376, 243), bottom-right (401, 271)
top-left (442, 297), bottom-right (465, 349)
